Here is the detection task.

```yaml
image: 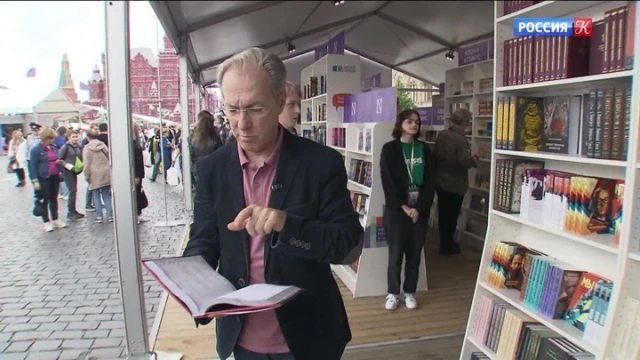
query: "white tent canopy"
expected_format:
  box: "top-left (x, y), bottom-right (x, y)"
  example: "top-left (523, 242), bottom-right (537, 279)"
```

top-left (78, 103), bottom-right (181, 127)
top-left (150, 1), bottom-right (494, 87)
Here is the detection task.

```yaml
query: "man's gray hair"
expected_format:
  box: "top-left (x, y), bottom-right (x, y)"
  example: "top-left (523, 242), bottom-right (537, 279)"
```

top-left (217, 47), bottom-right (287, 100)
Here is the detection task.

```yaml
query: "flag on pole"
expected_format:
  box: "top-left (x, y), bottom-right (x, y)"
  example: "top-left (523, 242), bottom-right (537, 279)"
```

top-left (79, 82), bottom-right (89, 91)
top-left (25, 67), bottom-right (36, 78)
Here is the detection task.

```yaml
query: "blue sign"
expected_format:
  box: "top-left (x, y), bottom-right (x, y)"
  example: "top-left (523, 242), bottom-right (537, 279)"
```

top-left (332, 65), bottom-right (357, 73)
top-left (513, 18), bottom-right (574, 36)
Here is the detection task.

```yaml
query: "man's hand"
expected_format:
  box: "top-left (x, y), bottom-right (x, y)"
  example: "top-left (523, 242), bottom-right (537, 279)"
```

top-left (410, 209), bottom-right (419, 224)
top-left (32, 181), bottom-right (40, 191)
top-left (227, 204), bottom-right (287, 237)
top-left (134, 177), bottom-right (141, 185)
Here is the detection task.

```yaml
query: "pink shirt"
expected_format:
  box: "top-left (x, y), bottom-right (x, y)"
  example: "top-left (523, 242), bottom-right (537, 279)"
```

top-left (47, 146), bottom-right (59, 176)
top-left (235, 129), bottom-right (289, 354)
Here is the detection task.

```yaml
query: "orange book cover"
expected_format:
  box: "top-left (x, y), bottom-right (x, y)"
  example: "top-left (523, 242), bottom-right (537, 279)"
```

top-left (564, 273), bottom-right (610, 331)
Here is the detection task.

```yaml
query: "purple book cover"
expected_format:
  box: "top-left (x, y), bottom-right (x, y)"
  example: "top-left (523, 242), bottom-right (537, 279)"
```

top-left (589, 20), bottom-right (606, 75)
top-left (541, 266), bottom-right (561, 317)
top-left (538, 265), bottom-right (556, 315)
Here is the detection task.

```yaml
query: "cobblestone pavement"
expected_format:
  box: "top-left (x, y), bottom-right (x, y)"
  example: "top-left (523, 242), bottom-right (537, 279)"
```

top-left (0, 156), bottom-right (188, 359)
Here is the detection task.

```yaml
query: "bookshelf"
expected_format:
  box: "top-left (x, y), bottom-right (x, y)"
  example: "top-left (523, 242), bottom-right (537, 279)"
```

top-left (462, 1), bottom-right (640, 360)
top-left (299, 54), bottom-right (362, 145)
top-left (326, 89), bottom-right (428, 298)
top-left (444, 59), bottom-right (495, 250)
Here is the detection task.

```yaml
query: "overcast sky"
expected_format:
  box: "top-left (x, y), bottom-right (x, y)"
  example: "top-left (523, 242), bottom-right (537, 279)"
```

top-left (0, 1), bottom-right (163, 101)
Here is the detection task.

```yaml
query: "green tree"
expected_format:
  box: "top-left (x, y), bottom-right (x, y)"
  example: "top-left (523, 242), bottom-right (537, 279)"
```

top-left (395, 78), bottom-right (416, 111)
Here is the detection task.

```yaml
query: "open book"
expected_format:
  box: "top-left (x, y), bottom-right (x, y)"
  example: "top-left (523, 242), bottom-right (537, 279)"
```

top-left (142, 256), bottom-right (303, 318)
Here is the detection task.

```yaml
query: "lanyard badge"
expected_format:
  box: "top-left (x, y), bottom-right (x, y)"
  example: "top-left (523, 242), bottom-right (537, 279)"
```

top-left (403, 143), bottom-right (419, 207)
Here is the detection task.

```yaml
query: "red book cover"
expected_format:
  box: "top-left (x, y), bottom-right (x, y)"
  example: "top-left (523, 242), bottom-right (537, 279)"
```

top-left (564, 273), bottom-right (611, 331)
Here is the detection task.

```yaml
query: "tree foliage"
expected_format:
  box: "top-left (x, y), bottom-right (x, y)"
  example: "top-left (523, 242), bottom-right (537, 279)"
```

top-left (395, 78), bottom-right (416, 112)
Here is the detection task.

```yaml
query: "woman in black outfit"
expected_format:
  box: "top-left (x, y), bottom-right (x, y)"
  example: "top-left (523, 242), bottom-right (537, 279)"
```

top-left (132, 125), bottom-right (148, 223)
top-left (380, 109), bottom-right (435, 311)
top-left (190, 110), bottom-right (222, 188)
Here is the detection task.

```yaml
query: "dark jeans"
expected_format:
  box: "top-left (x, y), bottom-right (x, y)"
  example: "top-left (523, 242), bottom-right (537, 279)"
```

top-left (62, 171), bottom-right (78, 214)
top-left (384, 207), bottom-right (428, 295)
top-left (85, 188), bottom-right (94, 208)
top-left (15, 168), bottom-right (25, 182)
top-left (436, 188), bottom-right (465, 251)
top-left (233, 346), bottom-right (295, 360)
top-left (38, 175), bottom-right (60, 223)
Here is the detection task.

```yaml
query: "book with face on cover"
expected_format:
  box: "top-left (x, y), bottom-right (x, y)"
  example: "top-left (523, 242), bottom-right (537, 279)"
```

top-left (142, 256), bottom-right (303, 318)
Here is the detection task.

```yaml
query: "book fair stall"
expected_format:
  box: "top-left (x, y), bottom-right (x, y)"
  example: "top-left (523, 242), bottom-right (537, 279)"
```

top-left (101, 1), bottom-right (640, 359)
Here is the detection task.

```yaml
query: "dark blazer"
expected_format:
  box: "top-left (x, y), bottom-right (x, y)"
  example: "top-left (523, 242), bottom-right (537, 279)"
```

top-left (184, 129), bottom-right (363, 360)
top-left (29, 143), bottom-right (60, 181)
top-left (379, 139), bottom-right (436, 215)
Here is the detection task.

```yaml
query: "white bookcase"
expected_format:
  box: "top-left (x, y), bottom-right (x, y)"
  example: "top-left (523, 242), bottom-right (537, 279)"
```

top-left (330, 121), bottom-right (428, 298)
top-left (443, 59), bottom-right (495, 250)
top-left (299, 54), bottom-right (361, 146)
top-left (461, 2), bottom-right (640, 360)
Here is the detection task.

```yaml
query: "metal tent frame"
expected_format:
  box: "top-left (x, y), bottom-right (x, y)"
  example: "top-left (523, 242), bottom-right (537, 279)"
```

top-left (105, 1), bottom-right (494, 358)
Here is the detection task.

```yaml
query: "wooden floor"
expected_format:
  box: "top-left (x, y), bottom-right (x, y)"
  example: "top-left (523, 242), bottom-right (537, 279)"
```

top-left (153, 232), bottom-right (480, 359)
top-left (343, 335), bottom-right (464, 360)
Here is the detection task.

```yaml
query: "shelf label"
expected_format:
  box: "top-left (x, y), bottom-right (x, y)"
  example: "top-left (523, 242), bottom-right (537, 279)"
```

top-left (343, 87), bottom-right (397, 123)
top-left (457, 38), bottom-right (493, 66)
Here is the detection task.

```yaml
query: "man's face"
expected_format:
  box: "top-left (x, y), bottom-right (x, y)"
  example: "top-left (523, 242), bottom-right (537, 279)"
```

top-left (68, 133), bottom-right (79, 144)
top-left (279, 91), bottom-right (301, 130)
top-left (222, 65), bottom-right (284, 153)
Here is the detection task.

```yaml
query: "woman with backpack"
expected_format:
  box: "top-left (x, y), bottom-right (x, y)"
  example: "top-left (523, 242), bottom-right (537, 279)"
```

top-left (57, 130), bottom-right (84, 220)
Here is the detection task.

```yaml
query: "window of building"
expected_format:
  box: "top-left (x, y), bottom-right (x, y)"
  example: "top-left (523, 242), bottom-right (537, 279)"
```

top-left (166, 84), bottom-right (173, 96)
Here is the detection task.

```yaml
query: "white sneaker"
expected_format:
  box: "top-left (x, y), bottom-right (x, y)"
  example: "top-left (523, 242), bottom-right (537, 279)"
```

top-left (43, 222), bottom-right (54, 232)
top-left (385, 294), bottom-right (399, 311)
top-left (52, 220), bottom-right (67, 229)
top-left (404, 293), bottom-right (418, 309)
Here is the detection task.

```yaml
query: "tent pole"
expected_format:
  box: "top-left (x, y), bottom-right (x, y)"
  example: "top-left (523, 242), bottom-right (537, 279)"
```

top-left (153, 18), bottom-right (185, 228)
top-left (104, 1), bottom-right (152, 358)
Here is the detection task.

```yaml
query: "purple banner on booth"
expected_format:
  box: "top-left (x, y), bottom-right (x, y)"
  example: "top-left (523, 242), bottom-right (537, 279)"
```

top-left (362, 73), bottom-right (381, 90)
top-left (416, 107), bottom-right (432, 125)
top-left (488, 40), bottom-right (494, 60)
top-left (344, 87), bottom-right (397, 123)
top-left (458, 39), bottom-right (492, 67)
top-left (314, 44), bottom-right (329, 61)
top-left (327, 31), bottom-right (345, 55)
top-left (433, 106), bottom-right (445, 126)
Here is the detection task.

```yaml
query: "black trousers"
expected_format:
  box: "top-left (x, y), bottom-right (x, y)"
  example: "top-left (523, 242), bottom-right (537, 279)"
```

top-left (15, 168), bottom-right (25, 182)
top-left (38, 175), bottom-right (60, 223)
top-left (436, 188), bottom-right (465, 251)
top-left (384, 208), bottom-right (428, 295)
top-left (62, 171), bottom-right (78, 214)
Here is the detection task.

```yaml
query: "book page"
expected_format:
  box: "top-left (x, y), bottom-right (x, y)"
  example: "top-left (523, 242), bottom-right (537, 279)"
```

top-left (211, 283), bottom-right (301, 309)
top-left (144, 256), bottom-right (236, 316)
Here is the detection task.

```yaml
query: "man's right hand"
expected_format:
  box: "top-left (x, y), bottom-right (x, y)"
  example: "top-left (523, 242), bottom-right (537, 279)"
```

top-left (32, 181), bottom-right (40, 191)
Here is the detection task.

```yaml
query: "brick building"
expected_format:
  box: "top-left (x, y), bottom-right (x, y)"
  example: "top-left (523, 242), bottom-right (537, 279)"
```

top-left (83, 36), bottom-right (215, 123)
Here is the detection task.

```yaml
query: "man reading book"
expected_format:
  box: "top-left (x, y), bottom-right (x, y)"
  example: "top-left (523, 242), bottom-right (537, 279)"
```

top-left (184, 47), bottom-right (364, 360)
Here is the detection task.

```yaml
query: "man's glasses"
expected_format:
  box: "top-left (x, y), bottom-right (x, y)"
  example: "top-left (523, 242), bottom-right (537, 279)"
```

top-left (224, 106), bottom-right (268, 119)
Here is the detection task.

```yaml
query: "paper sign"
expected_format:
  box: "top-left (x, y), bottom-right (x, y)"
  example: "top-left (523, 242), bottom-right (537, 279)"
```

top-left (416, 107), bottom-right (433, 125)
top-left (343, 87), bottom-right (397, 123)
top-left (457, 39), bottom-right (494, 66)
top-left (332, 93), bottom-right (350, 110)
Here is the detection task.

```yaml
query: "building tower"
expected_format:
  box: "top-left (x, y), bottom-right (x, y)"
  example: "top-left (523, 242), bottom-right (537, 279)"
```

top-left (59, 53), bottom-right (78, 102)
top-left (88, 65), bottom-right (105, 106)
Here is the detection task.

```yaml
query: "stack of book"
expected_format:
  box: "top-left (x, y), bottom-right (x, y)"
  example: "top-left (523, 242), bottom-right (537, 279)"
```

top-left (486, 241), bottom-right (614, 338)
top-left (469, 293), bottom-right (594, 359)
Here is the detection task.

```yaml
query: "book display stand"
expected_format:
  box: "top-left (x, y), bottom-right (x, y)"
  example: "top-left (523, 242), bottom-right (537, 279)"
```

top-left (462, 1), bottom-right (640, 359)
top-left (299, 54), bottom-right (362, 145)
top-left (301, 58), bottom-right (429, 297)
top-left (444, 58), bottom-right (495, 251)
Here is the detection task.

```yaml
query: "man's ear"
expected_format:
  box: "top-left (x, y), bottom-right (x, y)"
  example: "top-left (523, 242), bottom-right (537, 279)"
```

top-left (277, 94), bottom-right (286, 114)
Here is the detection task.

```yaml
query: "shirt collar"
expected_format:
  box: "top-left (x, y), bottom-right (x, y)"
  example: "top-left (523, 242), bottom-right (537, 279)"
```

top-left (237, 126), bottom-right (284, 167)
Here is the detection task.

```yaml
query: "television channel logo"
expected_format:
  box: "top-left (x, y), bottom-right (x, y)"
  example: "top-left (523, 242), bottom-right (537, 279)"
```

top-left (513, 18), bottom-right (593, 37)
